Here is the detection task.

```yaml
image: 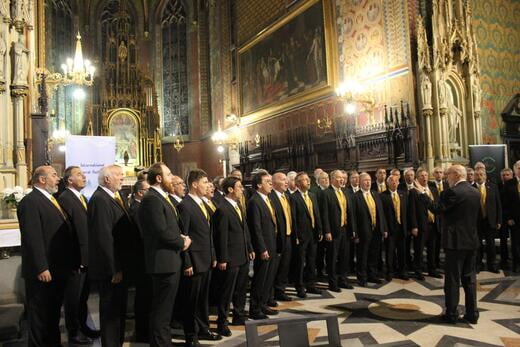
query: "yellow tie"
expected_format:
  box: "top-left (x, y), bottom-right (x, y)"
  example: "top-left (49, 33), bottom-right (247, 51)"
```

top-left (234, 204), bottom-right (242, 222)
top-left (199, 202), bottom-right (209, 221)
top-left (379, 183), bottom-right (386, 193)
top-left (114, 191), bottom-right (127, 212)
top-left (364, 192), bottom-right (377, 227)
top-left (303, 192), bottom-right (315, 229)
top-left (50, 196), bottom-right (66, 218)
top-left (480, 184), bottom-right (487, 218)
top-left (335, 189), bottom-right (347, 226)
top-left (265, 197), bottom-right (277, 228)
top-left (438, 182), bottom-right (443, 193)
top-left (164, 193), bottom-right (178, 216)
top-left (426, 190), bottom-right (435, 223)
top-left (392, 191), bottom-right (401, 224)
top-left (79, 194), bottom-right (88, 210)
top-left (207, 200), bottom-right (216, 213)
top-left (280, 194), bottom-right (292, 236)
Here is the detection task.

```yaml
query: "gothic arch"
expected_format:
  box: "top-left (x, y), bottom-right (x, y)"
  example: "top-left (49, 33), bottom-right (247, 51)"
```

top-left (445, 70), bottom-right (469, 159)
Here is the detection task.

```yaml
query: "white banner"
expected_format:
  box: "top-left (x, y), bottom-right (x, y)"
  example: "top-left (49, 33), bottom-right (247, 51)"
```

top-left (65, 135), bottom-right (116, 199)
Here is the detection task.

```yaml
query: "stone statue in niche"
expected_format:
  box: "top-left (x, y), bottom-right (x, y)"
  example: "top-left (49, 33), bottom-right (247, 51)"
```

top-left (420, 72), bottom-right (432, 110)
top-left (472, 75), bottom-right (481, 113)
top-left (0, 0), bottom-right (9, 20)
top-left (0, 31), bottom-right (6, 81)
top-left (438, 77), bottom-right (448, 109)
top-left (446, 86), bottom-right (462, 145)
top-left (13, 37), bottom-right (29, 85)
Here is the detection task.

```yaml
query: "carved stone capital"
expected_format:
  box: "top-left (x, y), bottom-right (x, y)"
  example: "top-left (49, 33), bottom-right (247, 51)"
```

top-left (0, 80), bottom-right (5, 93)
top-left (474, 111), bottom-right (480, 119)
top-left (10, 84), bottom-right (28, 97)
top-left (439, 108), bottom-right (447, 117)
top-left (423, 109), bottom-right (433, 118)
top-left (13, 19), bottom-right (24, 33)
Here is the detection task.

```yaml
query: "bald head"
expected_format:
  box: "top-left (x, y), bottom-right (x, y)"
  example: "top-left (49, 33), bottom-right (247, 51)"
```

top-left (32, 165), bottom-right (60, 194)
top-left (272, 172), bottom-right (288, 193)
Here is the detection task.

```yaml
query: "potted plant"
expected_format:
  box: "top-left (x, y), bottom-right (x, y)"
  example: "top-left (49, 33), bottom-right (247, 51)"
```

top-left (2, 186), bottom-right (32, 219)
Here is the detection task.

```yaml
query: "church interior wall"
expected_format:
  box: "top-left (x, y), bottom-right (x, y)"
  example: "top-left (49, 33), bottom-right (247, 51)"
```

top-left (472, 0), bottom-right (520, 144)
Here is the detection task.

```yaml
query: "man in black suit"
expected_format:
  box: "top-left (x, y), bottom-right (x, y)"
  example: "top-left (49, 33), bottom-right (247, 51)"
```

top-left (269, 172), bottom-right (294, 302)
top-left (292, 172), bottom-right (323, 296)
top-left (380, 175), bottom-right (410, 281)
top-left (58, 166), bottom-right (95, 344)
top-left (203, 181), bottom-right (218, 213)
top-left (287, 171), bottom-right (298, 194)
top-left (127, 179), bottom-right (152, 343)
top-left (212, 176), bottom-right (226, 207)
top-left (138, 163), bottom-right (191, 346)
top-left (429, 167), bottom-right (446, 269)
top-left (409, 168), bottom-right (441, 280)
top-left (503, 161), bottom-right (520, 273)
top-left (415, 164), bottom-right (480, 324)
top-left (347, 171), bottom-right (360, 194)
top-left (467, 168), bottom-right (475, 186)
top-left (88, 164), bottom-right (140, 347)
top-left (18, 166), bottom-right (76, 346)
top-left (178, 169), bottom-right (221, 345)
top-left (473, 169), bottom-right (501, 273)
top-left (213, 176), bottom-right (254, 335)
top-left (321, 170), bottom-right (355, 292)
top-left (230, 169), bottom-right (252, 209)
top-left (371, 168), bottom-right (387, 193)
top-left (499, 168), bottom-right (513, 269)
top-left (169, 175), bottom-right (186, 207)
top-left (247, 170), bottom-right (279, 319)
top-left (312, 171), bottom-right (329, 278)
top-left (354, 172), bottom-right (387, 286)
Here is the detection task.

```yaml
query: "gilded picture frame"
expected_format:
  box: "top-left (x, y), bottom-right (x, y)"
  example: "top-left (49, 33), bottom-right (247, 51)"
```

top-left (238, 0), bottom-right (338, 125)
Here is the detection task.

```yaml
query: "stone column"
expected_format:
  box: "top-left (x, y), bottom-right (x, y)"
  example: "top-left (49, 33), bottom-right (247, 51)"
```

top-left (11, 86), bottom-right (28, 186)
top-left (0, 2), bottom-right (10, 169)
top-left (423, 109), bottom-right (434, 171)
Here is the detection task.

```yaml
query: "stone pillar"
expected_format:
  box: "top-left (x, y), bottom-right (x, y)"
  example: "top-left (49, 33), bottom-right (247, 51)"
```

top-left (424, 109), bottom-right (434, 171)
top-left (0, 3), bottom-right (10, 169)
top-left (11, 86), bottom-right (28, 187)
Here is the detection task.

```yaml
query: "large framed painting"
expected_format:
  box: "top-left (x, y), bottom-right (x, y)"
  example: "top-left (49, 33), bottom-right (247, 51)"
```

top-left (108, 109), bottom-right (140, 166)
top-left (238, 0), bottom-right (337, 124)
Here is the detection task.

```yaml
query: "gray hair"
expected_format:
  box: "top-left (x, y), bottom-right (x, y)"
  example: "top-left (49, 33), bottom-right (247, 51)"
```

top-left (359, 172), bottom-right (371, 181)
top-left (514, 160), bottom-right (520, 170)
top-left (330, 170), bottom-right (342, 180)
top-left (449, 164), bottom-right (467, 180)
top-left (98, 165), bottom-right (121, 186)
top-left (287, 171), bottom-right (297, 179)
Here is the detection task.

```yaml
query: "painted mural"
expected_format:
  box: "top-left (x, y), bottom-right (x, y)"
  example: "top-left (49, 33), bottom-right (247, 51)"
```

top-left (335, 0), bottom-right (412, 126)
top-left (473, 0), bottom-right (520, 144)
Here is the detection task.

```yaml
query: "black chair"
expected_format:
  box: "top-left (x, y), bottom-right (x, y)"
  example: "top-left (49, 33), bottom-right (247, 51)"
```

top-left (245, 313), bottom-right (341, 347)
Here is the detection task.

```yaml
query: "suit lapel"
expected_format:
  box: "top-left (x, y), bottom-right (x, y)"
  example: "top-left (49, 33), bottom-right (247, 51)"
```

top-left (98, 187), bottom-right (125, 213)
top-left (296, 191), bottom-right (312, 221)
top-left (33, 189), bottom-right (67, 221)
top-left (187, 195), bottom-right (209, 225)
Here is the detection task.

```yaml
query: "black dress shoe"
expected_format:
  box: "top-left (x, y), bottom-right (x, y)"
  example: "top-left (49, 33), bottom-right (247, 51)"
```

top-left (231, 316), bottom-right (247, 325)
top-left (368, 277), bottom-right (382, 284)
top-left (198, 330), bottom-right (222, 341)
top-left (488, 266), bottom-right (500, 274)
top-left (217, 325), bottom-right (232, 337)
top-left (399, 272), bottom-right (410, 280)
top-left (357, 280), bottom-right (367, 287)
top-left (428, 272), bottom-right (442, 278)
top-left (296, 289), bottom-right (307, 298)
top-left (415, 273), bottom-right (425, 280)
top-left (463, 315), bottom-right (479, 324)
top-left (306, 286), bottom-right (322, 294)
top-left (339, 281), bottom-right (354, 289)
top-left (250, 312), bottom-right (268, 320)
top-left (267, 299), bottom-right (278, 307)
top-left (185, 340), bottom-right (201, 347)
top-left (328, 285), bottom-right (341, 292)
top-left (262, 306), bottom-right (278, 315)
top-left (68, 332), bottom-right (93, 345)
top-left (385, 274), bottom-right (393, 282)
top-left (441, 314), bottom-right (457, 324)
top-left (275, 293), bottom-right (292, 301)
top-left (81, 327), bottom-right (100, 339)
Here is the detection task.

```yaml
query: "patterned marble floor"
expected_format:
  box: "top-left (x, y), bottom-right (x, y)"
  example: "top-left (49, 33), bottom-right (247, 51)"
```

top-left (4, 270), bottom-right (520, 347)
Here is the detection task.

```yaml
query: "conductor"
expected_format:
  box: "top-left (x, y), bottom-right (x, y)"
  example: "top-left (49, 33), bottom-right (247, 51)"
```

top-left (413, 165), bottom-right (480, 324)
